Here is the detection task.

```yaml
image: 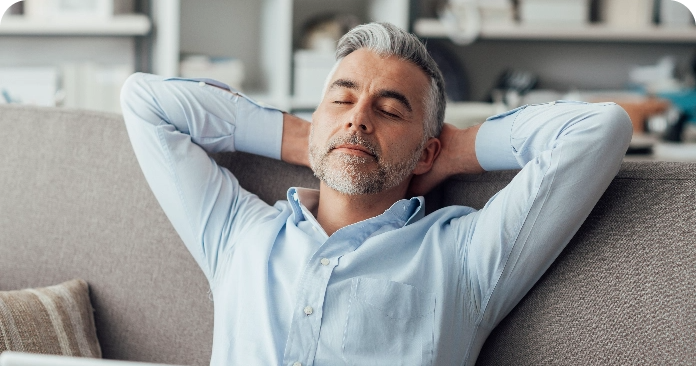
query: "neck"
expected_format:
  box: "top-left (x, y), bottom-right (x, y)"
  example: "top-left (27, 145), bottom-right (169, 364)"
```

top-left (315, 180), bottom-right (409, 236)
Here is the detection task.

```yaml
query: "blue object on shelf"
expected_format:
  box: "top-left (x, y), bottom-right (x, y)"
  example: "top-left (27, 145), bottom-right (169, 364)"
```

top-left (1, 88), bottom-right (12, 103)
top-left (657, 89), bottom-right (696, 123)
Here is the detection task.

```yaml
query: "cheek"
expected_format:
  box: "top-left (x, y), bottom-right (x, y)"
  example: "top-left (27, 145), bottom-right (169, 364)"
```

top-left (309, 110), bottom-right (339, 143)
top-left (381, 130), bottom-right (423, 160)
top-left (309, 121), bottom-right (331, 150)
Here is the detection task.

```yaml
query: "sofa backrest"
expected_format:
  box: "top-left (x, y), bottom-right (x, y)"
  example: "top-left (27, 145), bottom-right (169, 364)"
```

top-left (1, 105), bottom-right (693, 365)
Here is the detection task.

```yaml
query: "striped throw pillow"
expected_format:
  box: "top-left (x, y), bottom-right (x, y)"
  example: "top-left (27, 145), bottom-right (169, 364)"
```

top-left (0, 279), bottom-right (102, 358)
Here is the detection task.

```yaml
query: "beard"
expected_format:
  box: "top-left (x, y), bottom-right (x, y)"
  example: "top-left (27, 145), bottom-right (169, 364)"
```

top-left (309, 128), bottom-right (425, 195)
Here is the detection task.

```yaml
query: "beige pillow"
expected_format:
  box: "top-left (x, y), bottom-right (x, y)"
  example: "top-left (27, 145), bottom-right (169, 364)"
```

top-left (0, 279), bottom-right (102, 358)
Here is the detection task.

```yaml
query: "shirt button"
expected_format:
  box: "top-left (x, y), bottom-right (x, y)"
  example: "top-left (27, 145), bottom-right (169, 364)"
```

top-left (293, 362), bottom-right (302, 366)
top-left (320, 258), bottom-right (330, 266)
top-left (303, 306), bottom-right (313, 315)
top-left (198, 81), bottom-right (206, 87)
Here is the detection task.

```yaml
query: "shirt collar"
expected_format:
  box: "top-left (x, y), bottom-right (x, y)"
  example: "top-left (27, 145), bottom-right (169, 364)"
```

top-left (287, 187), bottom-right (319, 222)
top-left (286, 187), bottom-right (425, 227)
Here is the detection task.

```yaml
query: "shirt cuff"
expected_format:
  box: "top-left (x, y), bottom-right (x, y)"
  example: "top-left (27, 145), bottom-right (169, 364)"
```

top-left (475, 117), bottom-right (520, 171)
top-left (234, 95), bottom-right (284, 160)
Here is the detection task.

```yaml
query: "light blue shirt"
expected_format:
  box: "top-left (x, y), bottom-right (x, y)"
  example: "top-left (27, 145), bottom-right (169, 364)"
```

top-left (120, 72), bottom-right (632, 366)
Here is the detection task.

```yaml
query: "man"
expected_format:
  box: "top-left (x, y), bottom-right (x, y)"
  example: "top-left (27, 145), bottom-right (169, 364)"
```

top-left (120, 22), bottom-right (632, 365)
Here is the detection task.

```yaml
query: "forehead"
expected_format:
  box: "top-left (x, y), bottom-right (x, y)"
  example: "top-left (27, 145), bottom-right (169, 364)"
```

top-left (329, 49), bottom-right (431, 103)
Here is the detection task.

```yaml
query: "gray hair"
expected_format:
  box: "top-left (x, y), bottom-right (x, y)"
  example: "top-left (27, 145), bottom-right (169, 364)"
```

top-left (324, 22), bottom-right (446, 139)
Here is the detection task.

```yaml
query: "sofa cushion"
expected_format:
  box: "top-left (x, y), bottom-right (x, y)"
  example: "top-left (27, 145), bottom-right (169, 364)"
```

top-left (0, 279), bottom-right (101, 358)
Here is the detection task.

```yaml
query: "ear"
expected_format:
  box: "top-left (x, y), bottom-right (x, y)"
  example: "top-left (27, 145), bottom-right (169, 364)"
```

top-left (412, 137), bottom-right (441, 176)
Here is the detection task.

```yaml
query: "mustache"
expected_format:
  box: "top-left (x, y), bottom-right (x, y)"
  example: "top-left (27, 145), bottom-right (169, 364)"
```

top-left (327, 134), bottom-right (380, 159)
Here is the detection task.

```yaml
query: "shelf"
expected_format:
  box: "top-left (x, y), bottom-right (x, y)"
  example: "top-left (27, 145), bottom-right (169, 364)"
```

top-left (624, 141), bottom-right (696, 162)
top-left (0, 14), bottom-right (151, 36)
top-left (414, 18), bottom-right (696, 43)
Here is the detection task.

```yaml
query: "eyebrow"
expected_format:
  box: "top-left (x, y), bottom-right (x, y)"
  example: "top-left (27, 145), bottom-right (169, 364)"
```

top-left (378, 89), bottom-right (412, 113)
top-left (329, 78), bottom-right (359, 91)
top-left (329, 78), bottom-right (413, 113)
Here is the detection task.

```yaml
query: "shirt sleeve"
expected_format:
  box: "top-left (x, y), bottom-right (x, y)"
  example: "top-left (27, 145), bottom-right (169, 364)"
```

top-left (119, 72), bottom-right (284, 282)
top-left (460, 101), bottom-right (633, 330)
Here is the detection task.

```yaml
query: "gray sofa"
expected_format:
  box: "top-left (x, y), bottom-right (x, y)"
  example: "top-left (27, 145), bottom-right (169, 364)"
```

top-left (0, 104), bottom-right (693, 365)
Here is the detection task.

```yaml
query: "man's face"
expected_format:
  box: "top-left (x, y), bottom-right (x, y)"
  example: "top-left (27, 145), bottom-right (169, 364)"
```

top-left (309, 48), bottom-right (432, 195)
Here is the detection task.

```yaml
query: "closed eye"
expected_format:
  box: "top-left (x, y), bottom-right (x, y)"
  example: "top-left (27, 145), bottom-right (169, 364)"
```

top-left (333, 101), bottom-right (351, 104)
top-left (380, 109), bottom-right (400, 118)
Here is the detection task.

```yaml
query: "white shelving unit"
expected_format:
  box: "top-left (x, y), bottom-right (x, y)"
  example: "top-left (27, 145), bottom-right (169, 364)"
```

top-left (0, 0), bottom-right (177, 75)
top-left (410, 14), bottom-right (696, 102)
top-left (0, 13), bottom-right (150, 112)
top-left (0, 0), bottom-right (181, 113)
top-left (0, 0), bottom-right (182, 71)
top-left (414, 18), bottom-right (696, 43)
top-left (0, 14), bottom-right (151, 35)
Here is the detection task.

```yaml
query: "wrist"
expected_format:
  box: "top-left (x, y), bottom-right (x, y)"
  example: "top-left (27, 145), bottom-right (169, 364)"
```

top-left (448, 124), bottom-right (484, 176)
top-left (281, 113), bottom-right (311, 167)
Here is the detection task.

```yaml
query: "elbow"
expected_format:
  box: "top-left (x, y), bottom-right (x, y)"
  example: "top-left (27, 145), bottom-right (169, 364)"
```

top-left (119, 72), bottom-right (154, 123)
top-left (596, 103), bottom-right (634, 153)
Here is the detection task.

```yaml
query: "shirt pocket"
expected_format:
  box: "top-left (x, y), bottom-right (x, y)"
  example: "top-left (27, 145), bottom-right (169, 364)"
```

top-left (342, 277), bottom-right (435, 366)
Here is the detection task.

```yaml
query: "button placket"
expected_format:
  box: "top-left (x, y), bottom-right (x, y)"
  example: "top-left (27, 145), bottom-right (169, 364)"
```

top-left (282, 248), bottom-right (339, 366)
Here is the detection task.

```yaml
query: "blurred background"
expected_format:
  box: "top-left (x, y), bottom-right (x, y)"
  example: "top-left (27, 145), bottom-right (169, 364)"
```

top-left (2, 0), bottom-right (696, 161)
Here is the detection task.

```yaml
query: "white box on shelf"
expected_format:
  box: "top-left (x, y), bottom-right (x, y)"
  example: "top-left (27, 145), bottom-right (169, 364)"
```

top-left (180, 55), bottom-right (245, 91)
top-left (601, 0), bottom-right (653, 28)
top-left (293, 50), bottom-right (336, 107)
top-left (519, 0), bottom-right (589, 25)
top-left (369, 0), bottom-right (410, 30)
top-left (480, 2), bottom-right (515, 25)
top-left (0, 67), bottom-right (58, 106)
top-left (24, 0), bottom-right (114, 20)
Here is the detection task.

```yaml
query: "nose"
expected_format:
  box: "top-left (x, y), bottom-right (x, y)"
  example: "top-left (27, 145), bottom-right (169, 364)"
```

top-left (345, 101), bottom-right (373, 133)
top-left (347, 121), bottom-right (368, 132)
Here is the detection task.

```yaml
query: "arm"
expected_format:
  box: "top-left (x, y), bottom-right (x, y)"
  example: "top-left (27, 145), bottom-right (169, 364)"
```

top-left (280, 113), bottom-right (311, 167)
top-left (465, 101), bottom-right (632, 328)
top-left (433, 102), bottom-right (632, 332)
top-left (204, 80), bottom-right (311, 167)
top-left (408, 123), bottom-right (483, 196)
top-left (119, 72), bottom-right (308, 281)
